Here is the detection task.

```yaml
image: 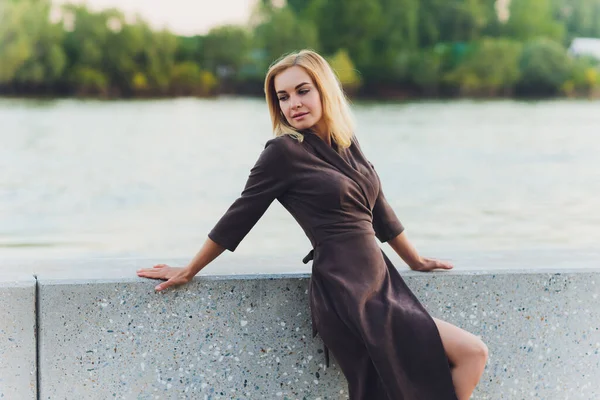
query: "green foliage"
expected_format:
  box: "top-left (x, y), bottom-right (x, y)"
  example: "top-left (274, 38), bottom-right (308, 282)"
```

top-left (175, 35), bottom-right (203, 64)
top-left (410, 48), bottom-right (445, 94)
top-left (70, 66), bottom-right (108, 95)
top-left (562, 55), bottom-right (600, 95)
top-left (444, 38), bottom-right (522, 95)
top-left (253, 6), bottom-right (320, 69)
top-left (0, 0), bottom-right (66, 85)
top-left (202, 25), bottom-right (252, 76)
top-left (170, 62), bottom-right (217, 95)
top-left (553, 0), bottom-right (600, 44)
top-left (132, 72), bottom-right (149, 91)
top-left (326, 49), bottom-right (362, 92)
top-left (309, 0), bottom-right (381, 73)
top-left (2, 0), bottom-right (600, 98)
top-left (418, 0), bottom-right (491, 46)
top-left (502, 0), bottom-right (564, 42)
top-left (518, 38), bottom-right (573, 95)
top-left (58, 4), bottom-right (178, 95)
top-left (15, 25), bottom-right (67, 85)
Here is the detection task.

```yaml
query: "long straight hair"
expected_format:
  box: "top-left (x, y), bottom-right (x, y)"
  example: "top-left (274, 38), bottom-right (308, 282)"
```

top-left (264, 49), bottom-right (356, 148)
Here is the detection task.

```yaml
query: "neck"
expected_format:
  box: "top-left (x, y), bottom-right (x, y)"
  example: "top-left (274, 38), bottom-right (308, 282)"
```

top-left (311, 121), bottom-right (331, 146)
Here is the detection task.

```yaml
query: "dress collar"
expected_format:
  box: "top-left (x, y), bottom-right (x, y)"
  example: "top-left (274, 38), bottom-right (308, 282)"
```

top-left (302, 130), bottom-right (376, 210)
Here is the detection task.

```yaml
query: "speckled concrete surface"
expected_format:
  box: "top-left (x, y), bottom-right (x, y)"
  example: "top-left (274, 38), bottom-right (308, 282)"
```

top-left (408, 270), bottom-right (600, 400)
top-left (37, 275), bottom-right (347, 399)
top-left (0, 274), bottom-right (37, 399)
top-left (35, 268), bottom-right (600, 399)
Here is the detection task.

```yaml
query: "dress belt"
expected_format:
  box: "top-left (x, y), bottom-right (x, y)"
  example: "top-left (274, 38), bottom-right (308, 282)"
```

top-left (302, 249), bottom-right (315, 264)
top-left (302, 248), bottom-right (330, 368)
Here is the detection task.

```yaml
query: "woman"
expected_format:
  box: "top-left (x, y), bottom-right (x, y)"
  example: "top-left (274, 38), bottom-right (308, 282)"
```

top-left (137, 49), bottom-right (488, 399)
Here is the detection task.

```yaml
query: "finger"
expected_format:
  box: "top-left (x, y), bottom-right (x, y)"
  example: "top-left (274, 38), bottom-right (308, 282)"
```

top-left (137, 265), bottom-right (167, 274)
top-left (137, 269), bottom-right (167, 279)
top-left (155, 279), bottom-right (175, 292)
top-left (436, 261), bottom-right (453, 270)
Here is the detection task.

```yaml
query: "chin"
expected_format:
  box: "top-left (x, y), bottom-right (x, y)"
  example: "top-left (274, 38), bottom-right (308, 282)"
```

top-left (293, 120), bottom-right (317, 131)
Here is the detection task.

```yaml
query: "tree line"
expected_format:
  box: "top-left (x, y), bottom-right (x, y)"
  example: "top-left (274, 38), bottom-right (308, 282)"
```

top-left (2, 0), bottom-right (600, 99)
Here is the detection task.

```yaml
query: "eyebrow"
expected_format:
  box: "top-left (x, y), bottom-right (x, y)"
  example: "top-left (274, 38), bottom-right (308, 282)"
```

top-left (276, 82), bottom-right (309, 94)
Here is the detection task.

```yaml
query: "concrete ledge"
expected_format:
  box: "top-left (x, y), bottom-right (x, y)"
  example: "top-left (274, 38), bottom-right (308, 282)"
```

top-left (0, 275), bottom-right (37, 399)
top-left (408, 270), bottom-right (600, 399)
top-left (3, 266), bottom-right (598, 399)
top-left (37, 275), bottom-right (347, 399)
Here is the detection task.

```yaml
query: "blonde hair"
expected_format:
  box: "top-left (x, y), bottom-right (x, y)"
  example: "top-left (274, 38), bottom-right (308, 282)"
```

top-left (264, 49), bottom-right (356, 148)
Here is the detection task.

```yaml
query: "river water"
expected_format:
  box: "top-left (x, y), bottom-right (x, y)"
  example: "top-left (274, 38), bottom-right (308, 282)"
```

top-left (1, 97), bottom-right (599, 274)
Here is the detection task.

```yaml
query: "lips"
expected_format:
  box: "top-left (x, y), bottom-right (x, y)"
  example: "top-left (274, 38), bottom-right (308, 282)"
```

top-left (292, 112), bottom-right (308, 119)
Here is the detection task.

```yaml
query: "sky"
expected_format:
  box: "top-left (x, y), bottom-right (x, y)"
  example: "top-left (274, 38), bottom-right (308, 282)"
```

top-left (53, 0), bottom-right (258, 35)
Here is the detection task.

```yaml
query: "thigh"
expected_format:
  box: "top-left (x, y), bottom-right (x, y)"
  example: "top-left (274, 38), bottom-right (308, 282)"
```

top-left (432, 317), bottom-right (485, 366)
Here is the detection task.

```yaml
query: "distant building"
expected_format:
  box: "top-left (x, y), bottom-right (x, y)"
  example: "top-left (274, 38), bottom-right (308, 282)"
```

top-left (569, 38), bottom-right (600, 60)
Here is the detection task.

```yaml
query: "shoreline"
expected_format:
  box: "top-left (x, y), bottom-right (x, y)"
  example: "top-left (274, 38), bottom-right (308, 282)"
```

top-left (2, 91), bottom-right (600, 102)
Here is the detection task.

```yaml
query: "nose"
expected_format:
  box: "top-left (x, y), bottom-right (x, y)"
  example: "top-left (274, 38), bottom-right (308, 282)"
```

top-left (292, 96), bottom-right (302, 109)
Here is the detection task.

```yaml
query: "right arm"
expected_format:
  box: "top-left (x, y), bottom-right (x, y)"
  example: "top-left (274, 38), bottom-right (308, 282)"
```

top-left (136, 237), bottom-right (225, 291)
top-left (137, 138), bottom-right (291, 291)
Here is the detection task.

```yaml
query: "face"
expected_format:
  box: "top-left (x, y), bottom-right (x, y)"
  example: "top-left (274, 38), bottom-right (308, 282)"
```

top-left (274, 66), bottom-right (326, 135)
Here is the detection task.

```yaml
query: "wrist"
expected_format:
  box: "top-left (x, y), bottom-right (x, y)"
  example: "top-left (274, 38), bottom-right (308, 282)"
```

top-left (182, 266), bottom-right (198, 281)
top-left (408, 257), bottom-right (424, 270)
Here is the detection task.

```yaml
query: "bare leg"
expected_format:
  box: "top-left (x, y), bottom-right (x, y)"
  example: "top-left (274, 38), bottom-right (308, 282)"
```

top-left (432, 317), bottom-right (488, 400)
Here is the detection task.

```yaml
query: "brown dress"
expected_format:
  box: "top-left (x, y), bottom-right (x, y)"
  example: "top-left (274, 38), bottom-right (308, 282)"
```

top-left (208, 130), bottom-right (458, 399)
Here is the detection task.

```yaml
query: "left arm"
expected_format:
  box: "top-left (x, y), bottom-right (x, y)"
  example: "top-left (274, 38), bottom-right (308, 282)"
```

top-left (387, 231), bottom-right (453, 272)
top-left (369, 162), bottom-right (453, 272)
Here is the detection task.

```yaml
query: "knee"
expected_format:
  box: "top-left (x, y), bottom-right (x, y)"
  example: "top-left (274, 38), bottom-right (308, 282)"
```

top-left (473, 339), bottom-right (489, 364)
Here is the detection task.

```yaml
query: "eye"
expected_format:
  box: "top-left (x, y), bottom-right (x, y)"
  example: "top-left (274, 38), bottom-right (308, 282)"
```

top-left (278, 95), bottom-right (288, 101)
top-left (299, 88), bottom-right (309, 95)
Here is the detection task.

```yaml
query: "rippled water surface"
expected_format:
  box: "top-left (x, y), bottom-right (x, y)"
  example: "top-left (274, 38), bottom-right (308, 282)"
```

top-left (1, 97), bottom-right (599, 273)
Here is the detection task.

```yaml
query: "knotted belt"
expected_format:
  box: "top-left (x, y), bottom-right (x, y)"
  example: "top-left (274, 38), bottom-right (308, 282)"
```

top-left (303, 248), bottom-right (330, 368)
top-left (302, 249), bottom-right (315, 264)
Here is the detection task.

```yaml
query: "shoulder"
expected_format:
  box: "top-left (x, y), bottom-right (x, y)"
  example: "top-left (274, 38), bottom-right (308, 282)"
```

top-left (348, 133), bottom-right (365, 155)
top-left (348, 133), bottom-right (374, 166)
top-left (253, 135), bottom-right (298, 171)
top-left (265, 134), bottom-right (299, 150)
top-left (263, 134), bottom-right (304, 158)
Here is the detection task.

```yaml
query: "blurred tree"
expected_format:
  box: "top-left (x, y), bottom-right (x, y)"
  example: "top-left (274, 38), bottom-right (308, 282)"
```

top-left (201, 25), bottom-right (252, 76)
top-left (3, 0), bottom-right (600, 98)
top-left (0, 0), bottom-right (67, 90)
top-left (175, 35), bottom-right (204, 64)
top-left (170, 61), bottom-right (217, 96)
top-left (131, 71), bottom-right (149, 93)
top-left (366, 0), bottom-right (419, 85)
top-left (517, 38), bottom-right (572, 95)
top-left (60, 5), bottom-right (177, 96)
top-left (444, 38), bottom-right (522, 95)
top-left (13, 3), bottom-right (66, 91)
top-left (253, 6), bottom-right (320, 67)
top-left (502, 0), bottom-right (564, 42)
top-left (562, 54), bottom-right (600, 96)
top-left (69, 66), bottom-right (108, 96)
top-left (102, 10), bottom-right (144, 95)
top-left (138, 28), bottom-right (177, 94)
top-left (61, 6), bottom-right (108, 74)
top-left (0, 0), bottom-right (32, 84)
top-left (418, 0), bottom-right (489, 46)
top-left (553, 0), bottom-right (600, 43)
top-left (308, 0), bottom-right (381, 72)
top-left (410, 48), bottom-right (445, 95)
top-left (326, 49), bottom-right (362, 93)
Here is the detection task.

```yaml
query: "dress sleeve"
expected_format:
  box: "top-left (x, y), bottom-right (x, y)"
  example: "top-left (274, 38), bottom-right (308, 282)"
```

top-left (208, 138), bottom-right (291, 252)
top-left (370, 162), bottom-right (405, 243)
